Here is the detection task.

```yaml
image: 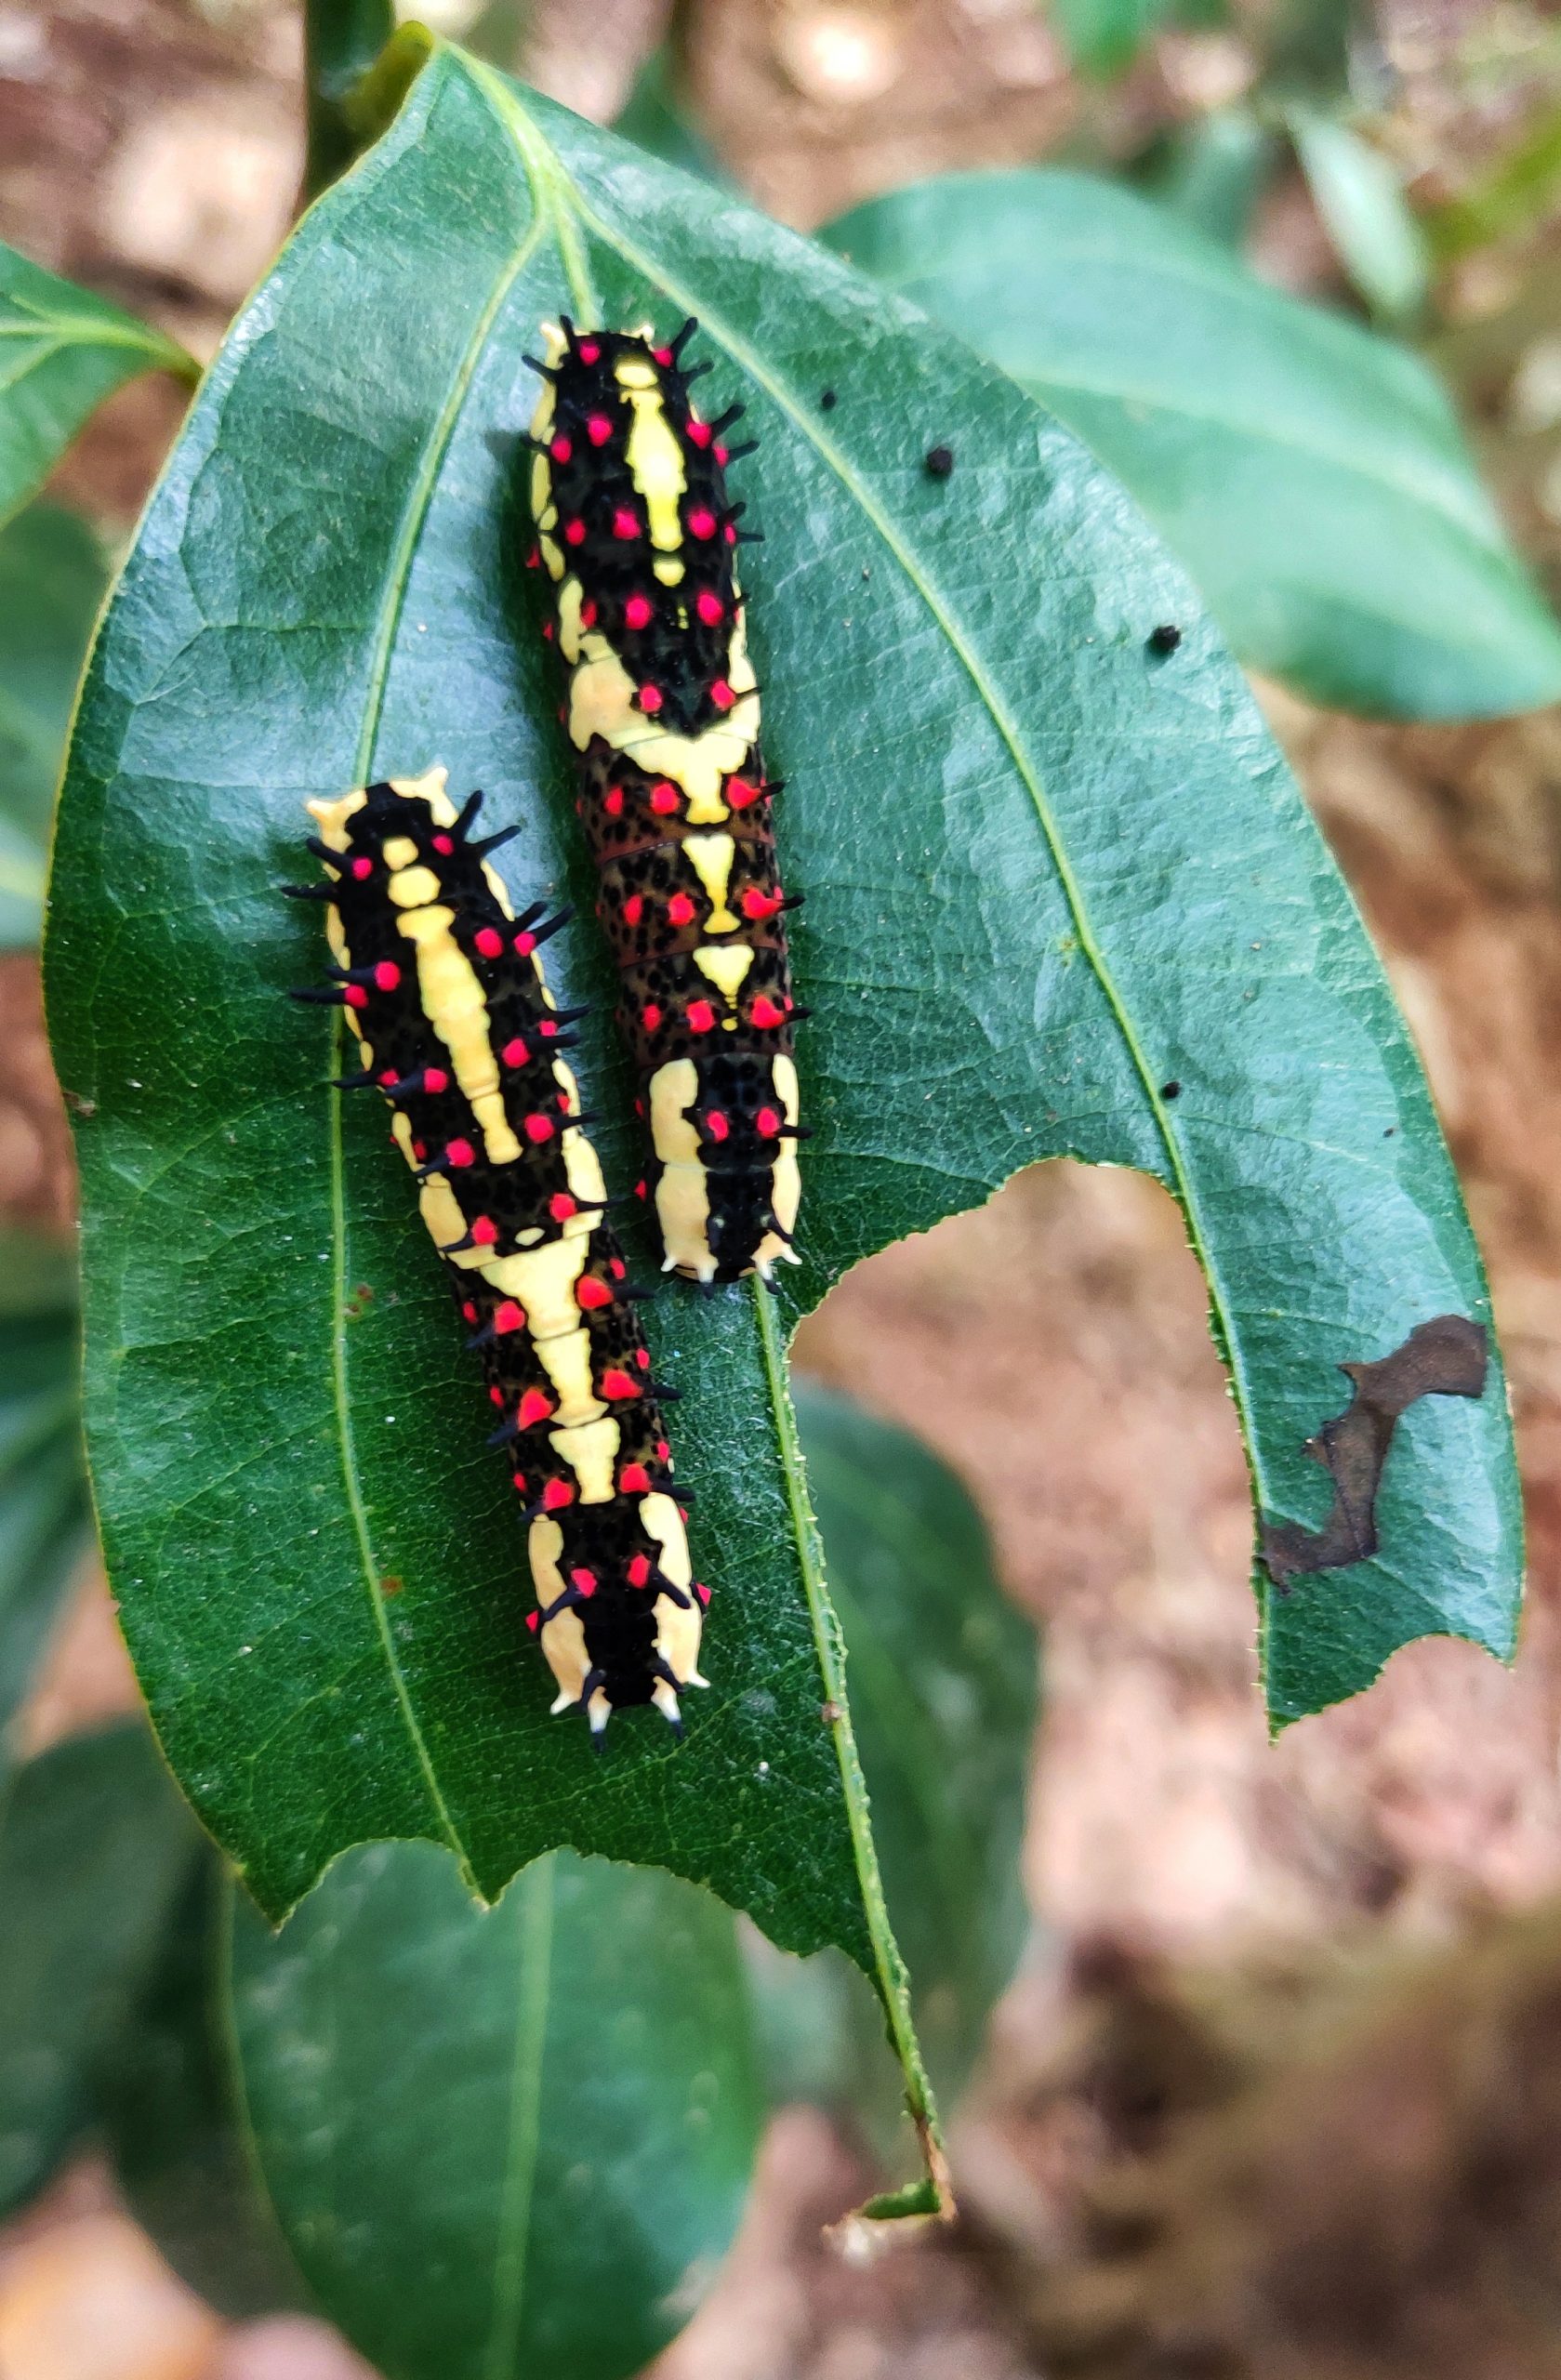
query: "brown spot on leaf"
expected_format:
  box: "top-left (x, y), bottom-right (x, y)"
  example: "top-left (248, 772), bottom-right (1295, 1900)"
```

top-left (378, 1574), bottom-right (404, 1597)
top-left (1261, 1315), bottom-right (1488, 1592)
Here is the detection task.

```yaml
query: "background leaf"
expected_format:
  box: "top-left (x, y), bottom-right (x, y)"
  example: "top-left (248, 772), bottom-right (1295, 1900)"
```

top-left (99, 1851), bottom-right (310, 2320)
top-left (0, 1228), bottom-right (93, 1752)
top-left (229, 1844), bottom-right (763, 2380)
top-left (0, 1723), bottom-right (198, 2215)
top-left (0, 501), bottom-right (110, 948)
top-left (612, 48), bottom-right (727, 186)
top-left (1051, 0), bottom-right (1179, 79)
top-left (304, 0), bottom-right (397, 197)
top-left (823, 166), bottom-right (1561, 718)
top-left (46, 44), bottom-right (1517, 2127)
top-left (0, 242), bottom-right (193, 531)
top-left (1288, 110), bottom-right (1431, 324)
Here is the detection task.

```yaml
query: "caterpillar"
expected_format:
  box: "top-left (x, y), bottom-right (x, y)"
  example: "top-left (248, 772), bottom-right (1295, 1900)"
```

top-left (525, 317), bottom-right (805, 1289)
top-left (287, 766), bottom-right (708, 1738)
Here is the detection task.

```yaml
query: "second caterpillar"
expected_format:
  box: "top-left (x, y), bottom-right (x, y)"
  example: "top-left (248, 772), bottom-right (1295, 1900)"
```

top-left (525, 317), bottom-right (804, 1289)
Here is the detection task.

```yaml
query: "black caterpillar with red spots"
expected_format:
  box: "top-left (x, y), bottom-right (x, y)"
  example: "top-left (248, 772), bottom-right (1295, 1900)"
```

top-left (288, 767), bottom-right (708, 1737)
top-left (526, 318), bottom-right (805, 1289)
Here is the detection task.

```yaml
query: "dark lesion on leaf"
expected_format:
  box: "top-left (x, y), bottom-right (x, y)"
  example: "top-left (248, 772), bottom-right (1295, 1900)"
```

top-left (1260, 1315), bottom-right (1489, 1593)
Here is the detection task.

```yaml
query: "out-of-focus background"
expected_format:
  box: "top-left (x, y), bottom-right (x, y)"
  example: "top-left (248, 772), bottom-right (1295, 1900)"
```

top-left (6, 1), bottom-right (1561, 2373)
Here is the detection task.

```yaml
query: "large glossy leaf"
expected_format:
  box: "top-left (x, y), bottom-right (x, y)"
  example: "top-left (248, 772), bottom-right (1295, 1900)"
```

top-left (0, 1229), bottom-right (93, 1751)
top-left (46, 38), bottom-right (1518, 2178)
top-left (0, 243), bottom-right (194, 531)
top-left (229, 1844), bottom-right (762, 2380)
top-left (823, 168), bottom-right (1561, 720)
top-left (99, 1853), bottom-right (310, 2320)
top-left (0, 501), bottom-right (109, 947)
top-left (0, 1722), bottom-right (199, 2215)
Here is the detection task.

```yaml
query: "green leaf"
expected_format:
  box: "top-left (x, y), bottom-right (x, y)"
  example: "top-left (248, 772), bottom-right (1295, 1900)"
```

top-left (46, 40), bottom-right (1518, 2202)
top-left (0, 1229), bottom-right (92, 1752)
top-left (305, 0), bottom-right (398, 197)
top-left (612, 49), bottom-right (727, 188)
top-left (1051, 0), bottom-right (1178, 78)
top-left (1144, 110), bottom-right (1278, 248)
top-left (0, 502), bottom-right (110, 948)
top-left (1288, 110), bottom-right (1431, 324)
top-left (99, 1854), bottom-right (310, 2320)
top-left (784, 1382), bottom-right (1036, 2109)
top-left (823, 166), bottom-right (1561, 719)
top-left (0, 244), bottom-right (194, 532)
top-left (229, 1844), bottom-right (762, 2380)
top-left (0, 1722), bottom-right (199, 2215)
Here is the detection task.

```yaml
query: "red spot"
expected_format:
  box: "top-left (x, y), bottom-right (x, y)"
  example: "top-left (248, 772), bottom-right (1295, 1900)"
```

top-left (628, 1552), bottom-right (653, 1586)
top-left (580, 599), bottom-right (598, 628)
top-left (725, 775), bottom-right (759, 810)
top-left (642, 1002), bottom-right (663, 1033)
top-left (549, 1192), bottom-right (577, 1223)
top-left (635, 1180), bottom-right (648, 1200)
top-left (525, 1609), bottom-right (539, 1633)
top-left (603, 787), bottom-right (624, 817)
top-left (379, 1069), bottom-right (398, 1086)
top-left (474, 926), bottom-right (504, 958)
top-left (695, 1581), bottom-right (711, 1607)
top-left (687, 506), bottom-right (717, 539)
top-left (351, 856), bottom-right (373, 879)
top-left (706, 1110), bottom-right (729, 1141)
top-left (576, 1275), bottom-right (613, 1310)
top-left (412, 1141), bottom-right (428, 1161)
top-left (667, 892), bottom-right (695, 927)
top-left (578, 339), bottom-right (601, 364)
top-left (557, 1089), bottom-right (571, 1111)
top-left (424, 1066), bottom-right (449, 1093)
top-left (695, 589), bottom-right (724, 626)
top-left (639, 684), bottom-right (663, 715)
top-left (636, 1346), bottom-right (651, 1370)
top-left (524, 1114), bottom-right (554, 1144)
top-left (517, 1387), bottom-right (554, 1429)
top-left (543, 1477), bottom-right (575, 1510)
top-left (649, 781), bottom-right (680, 816)
top-left (715, 443), bottom-right (729, 467)
top-left (620, 1462), bottom-right (652, 1495)
top-left (374, 960), bottom-right (401, 992)
top-left (494, 1300), bottom-right (525, 1334)
top-left (471, 1215), bottom-right (499, 1246)
top-left (742, 887), bottom-right (782, 920)
top-left (601, 1367), bottom-right (640, 1400)
top-left (512, 1473), bottom-right (527, 1495)
top-left (462, 1300), bottom-right (478, 1323)
top-left (688, 419), bottom-right (711, 448)
top-left (501, 1038), bottom-right (528, 1068)
top-left (756, 1106), bottom-right (782, 1136)
top-left (709, 680), bottom-right (734, 711)
top-left (624, 593), bottom-right (653, 631)
top-left (525, 546), bottom-right (540, 570)
top-left (610, 1256), bottom-right (627, 1279)
top-left (541, 620), bottom-right (554, 642)
top-left (538, 1018), bottom-right (558, 1038)
top-left (623, 893), bottom-right (643, 926)
top-left (346, 985), bottom-right (369, 1010)
top-left (654, 344), bottom-right (673, 365)
top-left (550, 433), bottom-right (573, 463)
top-left (725, 523), bottom-right (737, 545)
top-left (514, 932), bottom-right (536, 955)
top-left (490, 1384), bottom-right (505, 1407)
top-left (563, 518), bottom-right (587, 546)
top-left (686, 998), bottom-right (716, 1034)
top-left (570, 1567), bottom-right (597, 1594)
top-left (613, 507), bottom-right (640, 541)
top-left (432, 833), bottom-right (454, 854)
top-left (750, 995), bottom-right (787, 1028)
top-left (656, 1438), bottom-right (670, 1461)
top-left (587, 414), bottom-right (613, 446)
top-left (444, 1138), bottom-right (474, 1168)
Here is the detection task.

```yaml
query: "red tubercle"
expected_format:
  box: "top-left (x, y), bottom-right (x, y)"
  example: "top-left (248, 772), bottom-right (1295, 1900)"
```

top-left (653, 344), bottom-right (673, 365)
top-left (624, 593), bottom-right (653, 631)
top-left (741, 887), bottom-right (783, 920)
top-left (705, 1110), bottom-right (729, 1141)
top-left (474, 926), bottom-right (504, 959)
top-left (575, 1275), bottom-right (613, 1311)
top-left (523, 1114), bottom-right (555, 1144)
top-left (432, 833), bottom-right (454, 854)
top-left (724, 523), bottom-right (737, 546)
top-left (620, 1463), bottom-right (652, 1495)
top-left (525, 1609), bottom-right (540, 1633)
top-left (667, 892), bottom-right (695, 927)
top-left (695, 589), bottom-right (724, 626)
top-left (525, 546), bottom-right (540, 570)
top-left (550, 434), bottom-right (573, 463)
top-left (724, 775), bottom-right (759, 810)
top-left (563, 519), bottom-right (587, 547)
top-left (655, 1437), bottom-right (671, 1461)
top-left (587, 414), bottom-right (613, 446)
top-left (378, 1068), bottom-right (397, 1087)
top-left (635, 1347), bottom-right (651, 1370)
top-left (500, 1038), bottom-right (529, 1069)
top-left (424, 1067), bottom-right (449, 1093)
top-left (610, 1256), bottom-right (627, 1279)
top-left (516, 1387), bottom-right (554, 1429)
top-left (569, 1567), bottom-right (597, 1595)
top-left (490, 1384), bottom-right (505, 1408)
top-left (623, 894), bottom-right (643, 926)
top-left (444, 1139), bottom-right (475, 1169)
top-left (715, 443), bottom-right (729, 466)
top-left (756, 1106), bottom-right (782, 1136)
top-left (709, 680), bottom-right (735, 712)
top-left (601, 1368), bottom-right (640, 1401)
top-left (613, 507), bottom-right (641, 541)
top-left (687, 419), bottom-right (711, 448)
top-left (494, 1300), bottom-right (525, 1334)
top-left (543, 1477), bottom-right (575, 1510)
top-left (411, 1141), bottom-right (428, 1161)
top-left (578, 339), bottom-right (601, 364)
top-left (462, 1300), bottom-right (478, 1323)
top-left (634, 1179), bottom-right (648, 1200)
top-left (549, 1191), bottom-right (577, 1222)
top-left (580, 598), bottom-right (598, 628)
top-left (695, 1581), bottom-right (711, 1607)
top-left (538, 1018), bottom-right (559, 1038)
top-left (471, 1216), bottom-right (500, 1246)
top-left (373, 961), bottom-right (401, 992)
top-left (638, 684), bottom-right (663, 715)
top-left (603, 787), bottom-right (624, 818)
top-left (628, 1552), bottom-right (653, 1587)
top-left (749, 995), bottom-right (787, 1028)
top-left (541, 620), bottom-right (554, 642)
top-left (687, 507), bottom-right (716, 540)
top-left (641, 1002), bottom-right (663, 1033)
top-left (351, 856), bottom-right (374, 879)
top-left (649, 781), bottom-right (680, 816)
top-left (514, 931), bottom-right (536, 956)
top-left (346, 985), bottom-right (369, 1010)
top-left (686, 998), bottom-right (716, 1034)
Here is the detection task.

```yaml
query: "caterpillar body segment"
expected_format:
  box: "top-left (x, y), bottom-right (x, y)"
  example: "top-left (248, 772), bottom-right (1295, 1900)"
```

top-left (526, 320), bottom-right (804, 1288)
top-left (297, 767), bottom-right (708, 1735)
